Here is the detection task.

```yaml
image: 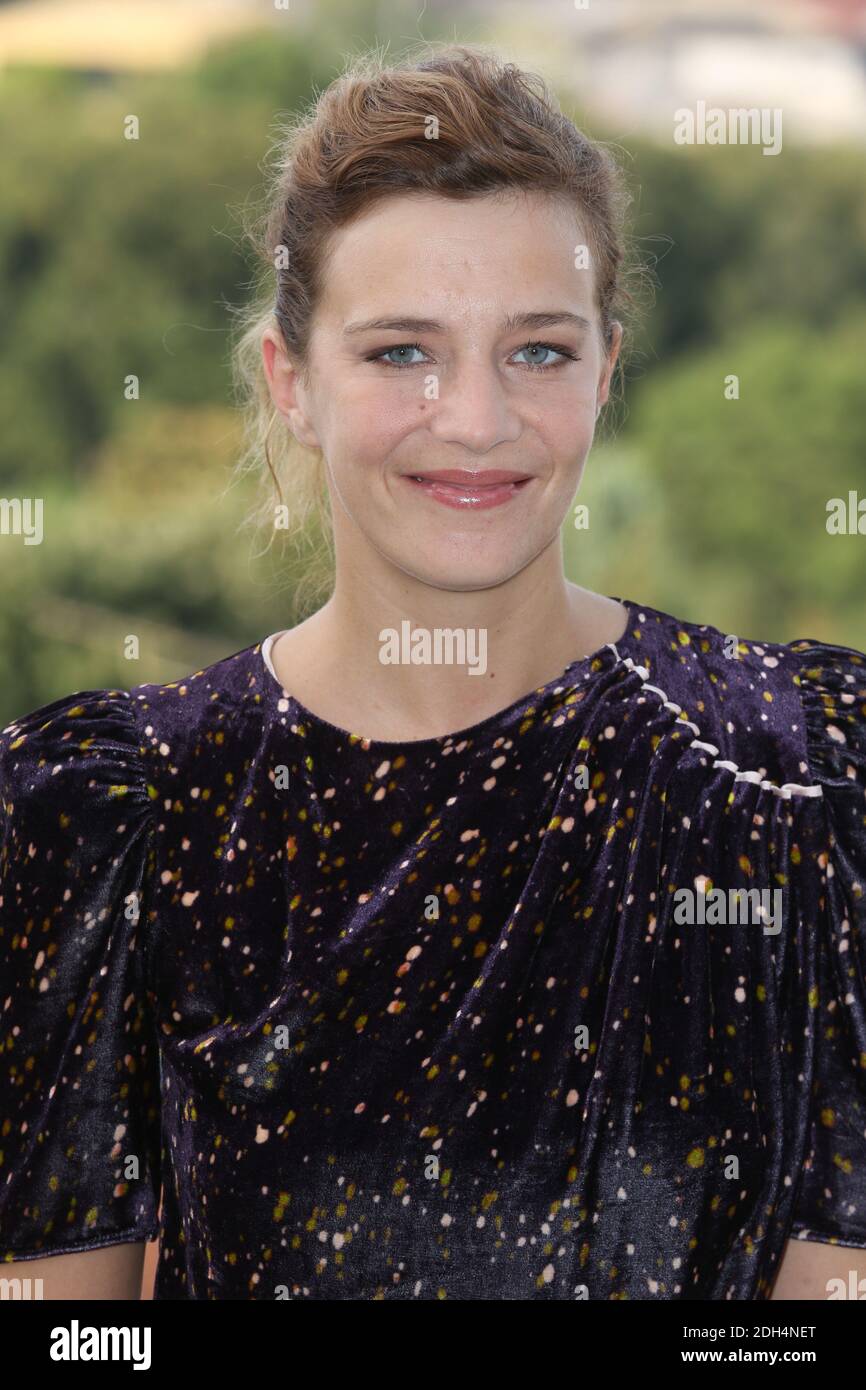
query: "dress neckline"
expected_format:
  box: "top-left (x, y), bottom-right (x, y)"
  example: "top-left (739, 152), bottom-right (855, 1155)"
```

top-left (257, 596), bottom-right (642, 752)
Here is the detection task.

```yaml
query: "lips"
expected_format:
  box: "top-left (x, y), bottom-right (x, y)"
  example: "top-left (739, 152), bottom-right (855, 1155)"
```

top-left (401, 470), bottom-right (533, 511)
top-left (406, 469), bottom-right (532, 485)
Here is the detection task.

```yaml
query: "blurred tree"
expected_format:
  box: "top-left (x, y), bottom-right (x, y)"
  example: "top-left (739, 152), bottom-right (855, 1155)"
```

top-left (192, 29), bottom-right (338, 108)
top-left (625, 310), bottom-right (866, 645)
top-left (0, 82), bottom-right (270, 482)
top-left (619, 141), bottom-right (866, 367)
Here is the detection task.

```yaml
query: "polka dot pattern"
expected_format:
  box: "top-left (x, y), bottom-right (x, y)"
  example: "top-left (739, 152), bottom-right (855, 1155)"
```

top-left (1, 597), bottom-right (865, 1299)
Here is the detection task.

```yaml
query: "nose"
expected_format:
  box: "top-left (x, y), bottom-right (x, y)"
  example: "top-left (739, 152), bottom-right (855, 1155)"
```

top-left (426, 358), bottom-right (523, 455)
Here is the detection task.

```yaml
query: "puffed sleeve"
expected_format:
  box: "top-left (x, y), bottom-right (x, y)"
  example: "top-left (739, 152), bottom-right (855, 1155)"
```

top-left (788, 639), bottom-right (866, 1247)
top-left (0, 686), bottom-right (162, 1260)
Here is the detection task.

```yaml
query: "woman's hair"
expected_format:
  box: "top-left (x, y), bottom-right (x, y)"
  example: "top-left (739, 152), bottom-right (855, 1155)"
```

top-left (230, 40), bottom-right (641, 615)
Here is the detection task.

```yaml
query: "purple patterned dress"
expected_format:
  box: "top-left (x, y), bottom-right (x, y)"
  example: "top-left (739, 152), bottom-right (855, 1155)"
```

top-left (2, 597), bottom-right (865, 1299)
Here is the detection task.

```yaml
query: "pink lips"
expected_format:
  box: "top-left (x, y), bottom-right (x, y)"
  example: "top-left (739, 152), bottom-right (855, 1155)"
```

top-left (402, 469), bottom-right (533, 511)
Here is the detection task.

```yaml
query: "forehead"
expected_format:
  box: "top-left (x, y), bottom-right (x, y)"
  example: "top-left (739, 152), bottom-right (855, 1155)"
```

top-left (315, 190), bottom-right (594, 325)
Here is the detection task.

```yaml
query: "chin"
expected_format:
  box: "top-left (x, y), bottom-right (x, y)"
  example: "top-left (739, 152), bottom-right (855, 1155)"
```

top-left (394, 551), bottom-right (535, 593)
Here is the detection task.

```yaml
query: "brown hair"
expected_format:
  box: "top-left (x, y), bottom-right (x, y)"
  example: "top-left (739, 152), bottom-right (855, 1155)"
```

top-left (230, 41), bottom-right (639, 616)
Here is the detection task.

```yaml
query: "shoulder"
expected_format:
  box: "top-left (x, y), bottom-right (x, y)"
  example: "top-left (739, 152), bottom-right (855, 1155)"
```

top-left (619, 599), bottom-right (866, 788)
top-left (0, 635), bottom-right (273, 837)
top-left (0, 683), bottom-right (152, 826)
top-left (784, 635), bottom-right (866, 787)
top-left (0, 688), bottom-right (158, 933)
top-left (123, 636), bottom-right (276, 791)
top-left (621, 597), bottom-right (800, 698)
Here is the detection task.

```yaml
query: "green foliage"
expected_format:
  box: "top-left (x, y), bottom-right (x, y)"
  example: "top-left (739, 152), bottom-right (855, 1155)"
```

top-left (192, 29), bottom-right (338, 109)
top-left (0, 81), bottom-right (260, 482)
top-left (619, 140), bottom-right (866, 361)
top-left (623, 311), bottom-right (866, 645)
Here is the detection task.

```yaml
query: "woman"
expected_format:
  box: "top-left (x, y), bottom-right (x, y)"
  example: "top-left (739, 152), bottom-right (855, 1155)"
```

top-left (1, 43), bottom-right (864, 1301)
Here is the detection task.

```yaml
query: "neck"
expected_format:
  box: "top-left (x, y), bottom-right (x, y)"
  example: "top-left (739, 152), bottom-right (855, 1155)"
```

top-left (274, 540), bottom-right (628, 742)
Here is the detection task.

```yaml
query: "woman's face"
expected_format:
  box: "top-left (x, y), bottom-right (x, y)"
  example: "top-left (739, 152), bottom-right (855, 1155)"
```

top-left (265, 190), bottom-right (622, 592)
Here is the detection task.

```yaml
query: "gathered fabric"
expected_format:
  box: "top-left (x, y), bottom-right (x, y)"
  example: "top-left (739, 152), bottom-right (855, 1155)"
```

top-left (1, 596), bottom-right (865, 1300)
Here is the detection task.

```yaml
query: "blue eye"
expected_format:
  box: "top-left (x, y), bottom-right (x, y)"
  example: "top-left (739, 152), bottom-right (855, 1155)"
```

top-left (367, 339), bottom-right (579, 371)
top-left (512, 341), bottom-right (575, 370)
top-left (375, 343), bottom-right (427, 367)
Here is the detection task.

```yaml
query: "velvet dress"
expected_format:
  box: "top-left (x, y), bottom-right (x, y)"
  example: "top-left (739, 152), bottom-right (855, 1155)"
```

top-left (1, 596), bottom-right (865, 1300)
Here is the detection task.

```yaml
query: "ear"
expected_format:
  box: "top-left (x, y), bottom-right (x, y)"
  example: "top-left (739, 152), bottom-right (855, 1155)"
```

top-left (261, 326), bottom-right (321, 450)
top-left (596, 320), bottom-right (623, 412)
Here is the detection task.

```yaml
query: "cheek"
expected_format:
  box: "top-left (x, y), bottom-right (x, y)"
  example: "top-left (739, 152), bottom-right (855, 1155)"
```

top-left (532, 395), bottom-right (596, 465)
top-left (328, 377), bottom-right (421, 464)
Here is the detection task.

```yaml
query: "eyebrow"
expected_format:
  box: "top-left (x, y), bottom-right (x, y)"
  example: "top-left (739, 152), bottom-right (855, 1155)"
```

top-left (342, 310), bottom-right (592, 336)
